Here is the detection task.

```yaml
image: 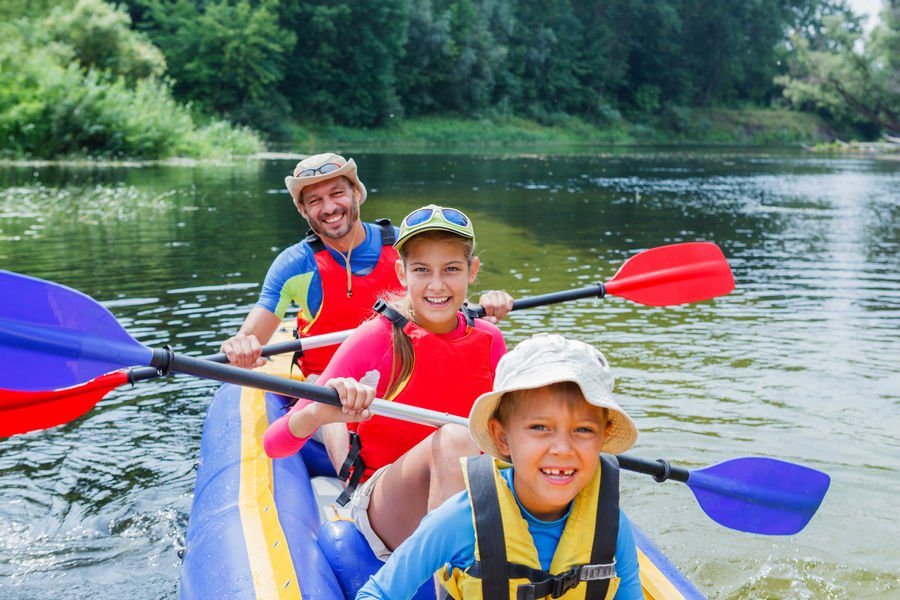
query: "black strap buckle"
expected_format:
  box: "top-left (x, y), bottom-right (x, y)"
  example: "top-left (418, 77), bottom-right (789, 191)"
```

top-left (551, 566), bottom-right (582, 598)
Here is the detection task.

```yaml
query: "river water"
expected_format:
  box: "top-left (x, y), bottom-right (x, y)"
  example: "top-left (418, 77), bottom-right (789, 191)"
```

top-left (1, 149), bottom-right (898, 599)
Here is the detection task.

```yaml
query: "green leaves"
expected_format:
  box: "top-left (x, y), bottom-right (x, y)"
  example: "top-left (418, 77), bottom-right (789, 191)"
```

top-left (0, 9), bottom-right (263, 159)
top-left (46, 0), bottom-right (167, 84)
top-left (777, 3), bottom-right (900, 136)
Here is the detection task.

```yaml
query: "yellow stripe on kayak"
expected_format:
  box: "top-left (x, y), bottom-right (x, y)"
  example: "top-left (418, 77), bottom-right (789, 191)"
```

top-left (238, 385), bottom-right (302, 599)
top-left (638, 548), bottom-right (688, 600)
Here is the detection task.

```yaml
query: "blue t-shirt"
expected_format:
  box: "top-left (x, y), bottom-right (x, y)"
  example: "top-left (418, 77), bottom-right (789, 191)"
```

top-left (356, 467), bottom-right (643, 600)
top-left (256, 221), bottom-right (399, 321)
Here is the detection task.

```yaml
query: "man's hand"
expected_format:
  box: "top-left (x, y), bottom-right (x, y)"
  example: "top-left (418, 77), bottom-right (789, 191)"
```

top-left (476, 290), bottom-right (514, 324)
top-left (220, 333), bottom-right (267, 369)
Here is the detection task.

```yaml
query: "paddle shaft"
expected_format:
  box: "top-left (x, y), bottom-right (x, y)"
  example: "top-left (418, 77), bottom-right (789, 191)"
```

top-left (615, 454), bottom-right (689, 483)
top-left (468, 242), bottom-right (734, 315)
top-left (150, 347), bottom-right (689, 483)
top-left (471, 284), bottom-right (606, 317)
top-left (125, 328), bottom-right (354, 384)
top-left (149, 348), bottom-right (467, 429)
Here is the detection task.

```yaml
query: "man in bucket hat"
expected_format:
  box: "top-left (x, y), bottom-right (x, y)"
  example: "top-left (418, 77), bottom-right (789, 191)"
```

top-left (221, 153), bottom-right (513, 376)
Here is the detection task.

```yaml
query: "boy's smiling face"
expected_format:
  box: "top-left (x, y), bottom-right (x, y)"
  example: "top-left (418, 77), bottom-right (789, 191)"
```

top-left (488, 387), bottom-right (610, 521)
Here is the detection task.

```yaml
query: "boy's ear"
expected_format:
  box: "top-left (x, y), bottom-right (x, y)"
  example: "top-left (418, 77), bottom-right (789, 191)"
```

top-left (488, 418), bottom-right (510, 457)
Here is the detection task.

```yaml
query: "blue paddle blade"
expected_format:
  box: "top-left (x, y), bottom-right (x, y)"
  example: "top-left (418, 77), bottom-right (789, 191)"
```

top-left (0, 270), bottom-right (153, 391)
top-left (687, 456), bottom-right (830, 535)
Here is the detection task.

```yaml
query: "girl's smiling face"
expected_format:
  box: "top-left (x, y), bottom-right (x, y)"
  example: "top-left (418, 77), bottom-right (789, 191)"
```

top-left (489, 386), bottom-right (609, 521)
top-left (396, 236), bottom-right (479, 333)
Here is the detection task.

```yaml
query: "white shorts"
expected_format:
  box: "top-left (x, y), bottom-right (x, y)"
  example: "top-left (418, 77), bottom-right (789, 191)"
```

top-left (349, 464), bottom-right (393, 561)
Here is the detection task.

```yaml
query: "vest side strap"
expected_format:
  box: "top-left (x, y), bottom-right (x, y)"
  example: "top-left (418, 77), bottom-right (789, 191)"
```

top-left (373, 298), bottom-right (409, 329)
top-left (304, 229), bottom-right (327, 254)
top-left (468, 455), bottom-right (509, 599)
top-left (585, 453), bottom-right (620, 599)
top-left (460, 303), bottom-right (477, 326)
top-left (375, 218), bottom-right (396, 246)
top-left (335, 431), bottom-right (365, 506)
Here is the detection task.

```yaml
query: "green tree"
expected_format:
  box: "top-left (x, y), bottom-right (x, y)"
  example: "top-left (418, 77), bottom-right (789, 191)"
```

top-left (0, 0), bottom-right (59, 19)
top-left (278, 0), bottom-right (408, 127)
top-left (127, 0), bottom-right (294, 134)
top-left (45, 0), bottom-right (166, 84)
top-left (393, 0), bottom-right (455, 114)
top-left (0, 15), bottom-right (261, 159)
top-left (503, 0), bottom-right (585, 117)
top-left (777, 1), bottom-right (900, 135)
top-left (396, 0), bottom-right (511, 116)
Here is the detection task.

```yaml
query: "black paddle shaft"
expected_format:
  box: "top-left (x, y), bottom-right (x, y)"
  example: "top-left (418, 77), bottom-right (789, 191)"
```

top-left (469, 283), bottom-right (607, 317)
top-left (148, 347), bottom-right (343, 408)
top-left (616, 455), bottom-right (690, 483)
top-left (125, 337), bottom-right (309, 385)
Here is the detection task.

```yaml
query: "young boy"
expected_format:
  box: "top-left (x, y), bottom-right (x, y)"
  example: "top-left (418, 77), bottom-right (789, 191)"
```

top-left (356, 333), bottom-right (644, 600)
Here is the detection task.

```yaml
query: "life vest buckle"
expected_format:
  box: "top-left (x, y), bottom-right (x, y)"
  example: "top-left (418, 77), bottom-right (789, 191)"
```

top-left (551, 566), bottom-right (581, 598)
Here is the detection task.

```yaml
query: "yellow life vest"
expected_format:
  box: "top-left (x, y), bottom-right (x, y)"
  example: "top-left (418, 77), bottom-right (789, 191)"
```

top-left (439, 454), bottom-right (621, 600)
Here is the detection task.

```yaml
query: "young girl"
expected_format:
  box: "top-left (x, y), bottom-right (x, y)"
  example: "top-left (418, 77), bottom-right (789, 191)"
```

top-left (356, 333), bottom-right (644, 600)
top-left (263, 204), bottom-right (510, 558)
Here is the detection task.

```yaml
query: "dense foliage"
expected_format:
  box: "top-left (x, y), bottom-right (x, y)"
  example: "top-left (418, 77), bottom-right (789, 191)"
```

top-left (778, 0), bottom-right (900, 135)
top-left (119, 0), bottom-right (870, 135)
top-left (0, 0), bottom-right (263, 158)
top-left (2, 0), bottom-right (897, 156)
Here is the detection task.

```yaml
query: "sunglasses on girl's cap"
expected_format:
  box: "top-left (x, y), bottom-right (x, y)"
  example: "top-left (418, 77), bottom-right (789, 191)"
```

top-left (403, 206), bottom-right (470, 229)
top-left (396, 205), bottom-right (474, 250)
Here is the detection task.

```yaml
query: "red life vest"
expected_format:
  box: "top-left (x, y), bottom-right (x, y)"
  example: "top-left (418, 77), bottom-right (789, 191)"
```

top-left (350, 308), bottom-right (495, 479)
top-left (297, 219), bottom-right (400, 376)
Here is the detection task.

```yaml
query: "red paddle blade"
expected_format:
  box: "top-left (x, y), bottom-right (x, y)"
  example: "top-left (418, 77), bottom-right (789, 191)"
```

top-left (604, 242), bottom-right (735, 306)
top-left (0, 371), bottom-right (129, 437)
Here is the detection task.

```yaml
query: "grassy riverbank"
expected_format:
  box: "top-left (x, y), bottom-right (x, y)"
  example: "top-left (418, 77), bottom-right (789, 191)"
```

top-left (286, 108), bottom-right (836, 148)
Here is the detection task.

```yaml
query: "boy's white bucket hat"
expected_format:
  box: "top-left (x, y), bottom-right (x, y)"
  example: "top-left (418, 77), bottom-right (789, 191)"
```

top-left (468, 333), bottom-right (638, 460)
top-left (284, 152), bottom-right (367, 205)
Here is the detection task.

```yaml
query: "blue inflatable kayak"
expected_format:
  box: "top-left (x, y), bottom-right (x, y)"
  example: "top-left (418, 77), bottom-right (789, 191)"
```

top-left (180, 325), bottom-right (706, 600)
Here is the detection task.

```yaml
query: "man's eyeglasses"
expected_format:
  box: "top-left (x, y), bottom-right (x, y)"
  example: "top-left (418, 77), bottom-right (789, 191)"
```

top-left (296, 162), bottom-right (342, 178)
top-left (403, 207), bottom-right (470, 228)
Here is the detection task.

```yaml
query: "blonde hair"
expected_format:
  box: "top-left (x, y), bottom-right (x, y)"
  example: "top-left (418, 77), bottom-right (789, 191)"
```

top-left (382, 230), bottom-right (477, 399)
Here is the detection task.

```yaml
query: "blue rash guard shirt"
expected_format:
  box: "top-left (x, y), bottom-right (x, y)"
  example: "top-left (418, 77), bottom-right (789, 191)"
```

top-left (356, 467), bottom-right (644, 600)
top-left (256, 221), bottom-right (400, 322)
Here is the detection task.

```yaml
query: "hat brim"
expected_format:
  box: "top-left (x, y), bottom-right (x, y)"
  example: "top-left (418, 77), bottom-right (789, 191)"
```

top-left (284, 159), bottom-right (367, 205)
top-left (468, 375), bottom-right (639, 461)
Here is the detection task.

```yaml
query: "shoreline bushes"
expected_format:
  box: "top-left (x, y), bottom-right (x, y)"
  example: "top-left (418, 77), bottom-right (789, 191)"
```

top-left (0, 1), bottom-right (263, 160)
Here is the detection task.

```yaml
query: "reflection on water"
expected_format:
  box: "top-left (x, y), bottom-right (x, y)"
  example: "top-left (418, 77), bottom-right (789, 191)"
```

top-left (1, 150), bottom-right (898, 599)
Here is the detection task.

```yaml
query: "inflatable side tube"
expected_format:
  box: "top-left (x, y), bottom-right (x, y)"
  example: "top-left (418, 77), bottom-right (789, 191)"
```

top-left (633, 525), bottom-right (706, 600)
top-left (180, 383), bottom-right (344, 599)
